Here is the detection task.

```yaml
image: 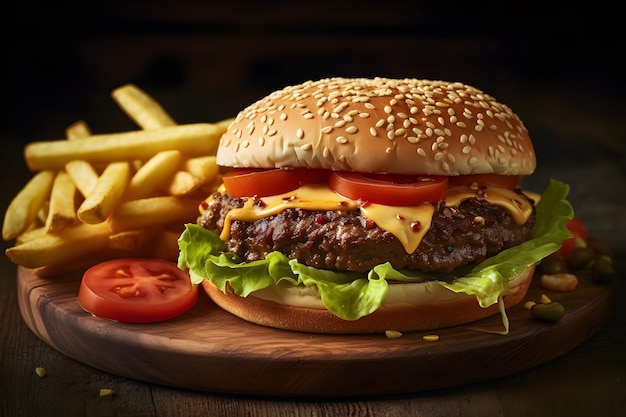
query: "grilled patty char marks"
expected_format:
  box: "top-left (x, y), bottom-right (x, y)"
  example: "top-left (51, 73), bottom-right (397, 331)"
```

top-left (199, 193), bottom-right (535, 273)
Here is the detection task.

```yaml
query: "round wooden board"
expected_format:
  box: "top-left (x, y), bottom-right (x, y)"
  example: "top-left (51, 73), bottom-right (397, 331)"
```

top-left (16, 245), bottom-right (616, 398)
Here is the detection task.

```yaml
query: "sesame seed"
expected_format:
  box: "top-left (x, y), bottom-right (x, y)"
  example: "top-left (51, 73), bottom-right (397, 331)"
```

top-left (296, 128), bottom-right (304, 139)
top-left (369, 127), bottom-right (378, 137)
top-left (336, 136), bottom-right (348, 144)
top-left (345, 126), bottom-right (358, 134)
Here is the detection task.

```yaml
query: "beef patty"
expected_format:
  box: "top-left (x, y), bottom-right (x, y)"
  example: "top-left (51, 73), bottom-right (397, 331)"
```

top-left (199, 192), bottom-right (536, 273)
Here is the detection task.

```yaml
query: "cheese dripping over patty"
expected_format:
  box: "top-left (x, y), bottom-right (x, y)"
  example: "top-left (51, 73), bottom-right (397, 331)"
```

top-left (202, 184), bottom-right (537, 254)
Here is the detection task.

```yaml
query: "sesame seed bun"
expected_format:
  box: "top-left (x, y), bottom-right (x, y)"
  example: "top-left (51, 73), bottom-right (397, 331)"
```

top-left (217, 77), bottom-right (536, 176)
top-left (202, 264), bottom-right (535, 334)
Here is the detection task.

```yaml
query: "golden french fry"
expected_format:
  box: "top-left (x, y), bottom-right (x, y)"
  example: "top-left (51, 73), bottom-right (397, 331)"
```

top-left (108, 229), bottom-right (154, 251)
top-left (166, 171), bottom-right (202, 196)
top-left (112, 84), bottom-right (176, 129)
top-left (37, 201), bottom-right (49, 225)
top-left (64, 120), bottom-right (100, 197)
top-left (66, 120), bottom-right (92, 139)
top-left (124, 150), bottom-right (181, 201)
top-left (32, 253), bottom-right (105, 277)
top-left (65, 160), bottom-right (99, 197)
top-left (5, 221), bottom-right (112, 269)
top-left (110, 196), bottom-right (200, 232)
top-left (45, 171), bottom-right (77, 233)
top-left (184, 156), bottom-right (218, 182)
top-left (25, 123), bottom-right (225, 171)
top-left (16, 226), bottom-right (47, 245)
top-left (2, 170), bottom-right (55, 241)
top-left (78, 162), bottom-right (129, 224)
top-left (152, 229), bottom-right (183, 261)
top-left (214, 117), bottom-right (235, 130)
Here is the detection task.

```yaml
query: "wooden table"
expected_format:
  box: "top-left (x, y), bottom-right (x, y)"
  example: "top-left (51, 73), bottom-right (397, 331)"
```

top-left (1, 11), bottom-right (625, 415)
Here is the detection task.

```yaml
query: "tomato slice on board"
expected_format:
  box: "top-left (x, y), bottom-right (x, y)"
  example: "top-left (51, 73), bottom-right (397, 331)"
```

top-left (222, 168), bottom-right (328, 198)
top-left (328, 172), bottom-right (448, 206)
top-left (560, 216), bottom-right (588, 258)
top-left (78, 258), bottom-right (198, 323)
top-left (449, 174), bottom-right (521, 190)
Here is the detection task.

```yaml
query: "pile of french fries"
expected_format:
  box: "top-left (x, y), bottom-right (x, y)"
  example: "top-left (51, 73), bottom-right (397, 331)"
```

top-left (3, 84), bottom-right (231, 276)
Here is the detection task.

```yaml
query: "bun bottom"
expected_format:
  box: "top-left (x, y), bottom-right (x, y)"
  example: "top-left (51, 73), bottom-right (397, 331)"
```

top-left (201, 265), bottom-right (535, 334)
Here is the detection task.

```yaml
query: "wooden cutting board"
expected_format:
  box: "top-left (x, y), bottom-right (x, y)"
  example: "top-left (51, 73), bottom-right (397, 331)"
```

top-left (16, 241), bottom-right (616, 398)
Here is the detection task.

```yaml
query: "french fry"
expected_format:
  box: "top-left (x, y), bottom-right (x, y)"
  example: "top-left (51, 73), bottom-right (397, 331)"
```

top-left (16, 226), bottom-right (47, 245)
top-left (166, 171), bottom-right (202, 196)
top-left (66, 120), bottom-right (92, 139)
top-left (65, 160), bottom-right (99, 198)
top-left (45, 171), bottom-right (77, 233)
top-left (108, 229), bottom-right (154, 251)
top-left (183, 156), bottom-right (218, 182)
top-left (2, 170), bottom-right (55, 241)
top-left (152, 229), bottom-right (183, 261)
top-left (25, 123), bottom-right (225, 171)
top-left (64, 120), bottom-right (100, 197)
top-left (32, 253), bottom-right (106, 277)
top-left (110, 196), bottom-right (200, 232)
top-left (124, 150), bottom-right (181, 201)
top-left (112, 84), bottom-right (176, 129)
top-left (4, 84), bottom-right (231, 274)
top-left (37, 201), bottom-right (49, 226)
top-left (215, 117), bottom-right (235, 130)
top-left (5, 221), bottom-right (112, 269)
top-left (78, 162), bottom-right (129, 224)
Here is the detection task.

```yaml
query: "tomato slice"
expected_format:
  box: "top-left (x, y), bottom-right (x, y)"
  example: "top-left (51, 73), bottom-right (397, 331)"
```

top-left (328, 172), bottom-right (448, 206)
top-left (449, 174), bottom-right (521, 190)
top-left (78, 258), bottom-right (198, 323)
top-left (560, 216), bottom-right (588, 258)
top-left (222, 168), bottom-right (328, 198)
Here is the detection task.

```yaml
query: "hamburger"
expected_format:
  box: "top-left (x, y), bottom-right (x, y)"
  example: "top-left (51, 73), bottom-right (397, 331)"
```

top-left (178, 77), bottom-right (573, 334)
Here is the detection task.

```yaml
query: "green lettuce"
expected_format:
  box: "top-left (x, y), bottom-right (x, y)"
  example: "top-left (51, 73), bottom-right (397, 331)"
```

top-left (177, 179), bottom-right (573, 321)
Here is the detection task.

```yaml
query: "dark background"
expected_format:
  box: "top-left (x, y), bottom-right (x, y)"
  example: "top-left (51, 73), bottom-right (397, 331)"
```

top-left (1, 3), bottom-right (626, 413)
top-left (1, 1), bottom-right (624, 246)
top-left (3, 1), bottom-right (623, 136)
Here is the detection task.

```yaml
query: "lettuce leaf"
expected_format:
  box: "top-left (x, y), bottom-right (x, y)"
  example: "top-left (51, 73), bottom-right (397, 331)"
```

top-left (178, 179), bottom-right (573, 321)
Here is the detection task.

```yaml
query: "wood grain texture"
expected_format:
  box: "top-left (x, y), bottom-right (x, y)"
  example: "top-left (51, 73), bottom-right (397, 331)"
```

top-left (16, 244), bottom-right (615, 398)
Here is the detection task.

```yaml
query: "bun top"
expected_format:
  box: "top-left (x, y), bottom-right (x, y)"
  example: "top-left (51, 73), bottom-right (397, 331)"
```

top-left (217, 77), bottom-right (536, 176)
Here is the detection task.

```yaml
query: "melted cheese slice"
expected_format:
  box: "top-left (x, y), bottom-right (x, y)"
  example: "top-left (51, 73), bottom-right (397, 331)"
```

top-left (218, 185), bottom-right (357, 241)
top-left (205, 184), bottom-right (535, 254)
top-left (360, 203), bottom-right (434, 254)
